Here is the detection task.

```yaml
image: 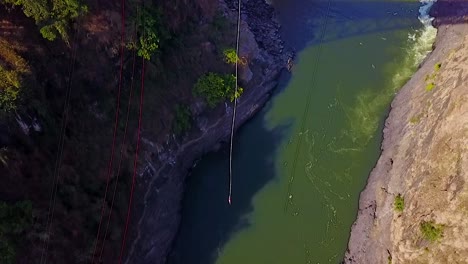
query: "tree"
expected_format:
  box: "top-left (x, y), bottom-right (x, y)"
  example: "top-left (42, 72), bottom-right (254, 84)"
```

top-left (2, 0), bottom-right (87, 43)
top-left (193, 73), bottom-right (243, 108)
top-left (0, 65), bottom-right (23, 112)
top-left (3, 0), bottom-right (49, 22)
top-left (0, 38), bottom-right (30, 112)
top-left (132, 7), bottom-right (168, 60)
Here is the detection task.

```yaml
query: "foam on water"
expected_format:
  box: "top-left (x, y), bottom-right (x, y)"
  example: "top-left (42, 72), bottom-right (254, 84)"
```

top-left (392, 0), bottom-right (437, 88)
top-left (349, 0), bottom-right (438, 144)
top-left (414, 0), bottom-right (438, 60)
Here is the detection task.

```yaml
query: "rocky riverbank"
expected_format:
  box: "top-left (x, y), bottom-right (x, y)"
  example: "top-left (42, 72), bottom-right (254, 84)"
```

top-left (345, 1), bottom-right (468, 263)
top-left (124, 1), bottom-right (289, 263)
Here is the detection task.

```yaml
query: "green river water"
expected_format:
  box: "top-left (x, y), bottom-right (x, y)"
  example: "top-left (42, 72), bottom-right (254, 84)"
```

top-left (169, 0), bottom-right (436, 263)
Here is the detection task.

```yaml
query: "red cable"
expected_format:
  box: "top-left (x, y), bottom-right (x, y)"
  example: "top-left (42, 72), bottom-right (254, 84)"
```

top-left (97, 37), bottom-right (138, 262)
top-left (91, 0), bottom-right (126, 262)
top-left (118, 58), bottom-right (145, 264)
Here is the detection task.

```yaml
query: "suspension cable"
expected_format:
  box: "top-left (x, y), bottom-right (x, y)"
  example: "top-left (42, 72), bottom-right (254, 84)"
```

top-left (228, 0), bottom-right (242, 205)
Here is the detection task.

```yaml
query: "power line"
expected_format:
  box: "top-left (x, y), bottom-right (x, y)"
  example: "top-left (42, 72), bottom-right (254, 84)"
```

top-left (228, 0), bottom-right (242, 205)
top-left (90, 0), bottom-right (127, 262)
top-left (118, 57), bottom-right (145, 264)
top-left (39, 26), bottom-right (80, 264)
top-left (97, 12), bottom-right (139, 262)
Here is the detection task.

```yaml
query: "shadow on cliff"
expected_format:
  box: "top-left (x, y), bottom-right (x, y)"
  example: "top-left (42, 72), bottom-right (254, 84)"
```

top-left (273, 0), bottom-right (468, 51)
top-left (167, 73), bottom-right (293, 264)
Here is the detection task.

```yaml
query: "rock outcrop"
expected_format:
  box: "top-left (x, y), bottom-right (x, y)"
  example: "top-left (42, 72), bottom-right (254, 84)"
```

top-left (345, 3), bottom-right (468, 263)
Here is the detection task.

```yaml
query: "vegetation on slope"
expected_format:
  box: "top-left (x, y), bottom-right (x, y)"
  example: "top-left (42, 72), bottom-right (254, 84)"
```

top-left (420, 221), bottom-right (444, 242)
top-left (223, 48), bottom-right (237, 64)
top-left (394, 194), bottom-right (404, 213)
top-left (128, 6), bottom-right (168, 60)
top-left (1, 0), bottom-right (87, 43)
top-left (424, 62), bottom-right (442, 91)
top-left (194, 72), bottom-right (243, 108)
top-left (0, 38), bottom-right (30, 112)
top-left (0, 201), bottom-right (32, 264)
top-left (172, 104), bottom-right (192, 135)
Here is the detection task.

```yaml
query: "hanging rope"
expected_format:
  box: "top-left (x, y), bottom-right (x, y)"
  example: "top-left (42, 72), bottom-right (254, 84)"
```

top-left (228, 0), bottom-right (242, 205)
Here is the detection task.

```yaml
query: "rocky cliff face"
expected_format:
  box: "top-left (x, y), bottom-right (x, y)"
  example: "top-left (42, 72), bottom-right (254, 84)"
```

top-left (345, 4), bottom-right (468, 264)
top-left (124, 1), bottom-right (288, 263)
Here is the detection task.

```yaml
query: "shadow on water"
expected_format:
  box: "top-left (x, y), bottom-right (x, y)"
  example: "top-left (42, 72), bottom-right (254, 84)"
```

top-left (167, 73), bottom-right (293, 264)
top-left (273, 0), bottom-right (468, 51)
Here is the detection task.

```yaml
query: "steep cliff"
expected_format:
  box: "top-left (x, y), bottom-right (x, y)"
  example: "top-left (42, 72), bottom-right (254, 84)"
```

top-left (345, 2), bottom-right (468, 263)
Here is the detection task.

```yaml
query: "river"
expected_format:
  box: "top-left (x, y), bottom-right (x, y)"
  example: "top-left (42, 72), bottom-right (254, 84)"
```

top-left (168, 0), bottom-right (436, 263)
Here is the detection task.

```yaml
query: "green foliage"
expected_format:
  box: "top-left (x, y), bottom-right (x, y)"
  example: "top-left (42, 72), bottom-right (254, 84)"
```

top-left (409, 113), bottom-right (422, 124)
top-left (394, 194), bottom-right (404, 212)
top-left (0, 200), bottom-right (33, 264)
top-left (0, 64), bottom-right (22, 112)
top-left (425, 82), bottom-right (435, 91)
top-left (131, 7), bottom-right (168, 60)
top-left (424, 62), bottom-right (442, 92)
top-left (0, 38), bottom-right (30, 112)
top-left (222, 72), bottom-right (243, 102)
top-left (223, 48), bottom-right (239, 65)
top-left (3, 0), bottom-right (87, 43)
top-left (3, 0), bottom-right (49, 22)
top-left (231, 87), bottom-right (244, 102)
top-left (193, 73), bottom-right (243, 108)
top-left (420, 221), bottom-right (444, 242)
top-left (39, 25), bottom-right (57, 41)
top-left (172, 104), bottom-right (192, 135)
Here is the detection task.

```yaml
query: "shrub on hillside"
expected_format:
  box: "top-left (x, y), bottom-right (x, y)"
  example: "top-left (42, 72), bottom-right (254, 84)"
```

top-left (0, 39), bottom-right (30, 112)
top-left (129, 7), bottom-right (169, 60)
top-left (394, 194), bottom-right (404, 212)
top-left (3, 0), bottom-right (87, 43)
top-left (420, 221), bottom-right (443, 242)
top-left (193, 73), bottom-right (243, 108)
top-left (172, 104), bottom-right (192, 135)
top-left (223, 48), bottom-right (239, 65)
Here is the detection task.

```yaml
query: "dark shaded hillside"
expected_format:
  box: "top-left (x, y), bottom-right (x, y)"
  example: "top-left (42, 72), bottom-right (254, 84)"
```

top-left (0, 0), bottom-right (246, 262)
